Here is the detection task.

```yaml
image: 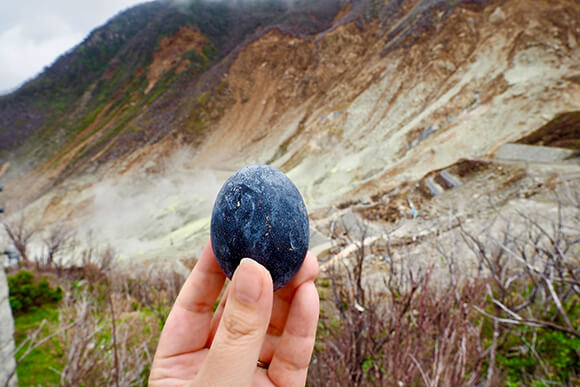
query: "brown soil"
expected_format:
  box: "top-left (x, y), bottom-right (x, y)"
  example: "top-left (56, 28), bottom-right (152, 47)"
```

top-left (449, 159), bottom-right (492, 178)
top-left (359, 201), bottom-right (403, 223)
top-left (47, 102), bottom-right (116, 177)
top-left (192, 20), bottom-right (384, 165)
top-left (1, 101), bottom-right (119, 206)
top-left (6, 0), bottom-right (580, 248)
top-left (146, 26), bottom-right (209, 93)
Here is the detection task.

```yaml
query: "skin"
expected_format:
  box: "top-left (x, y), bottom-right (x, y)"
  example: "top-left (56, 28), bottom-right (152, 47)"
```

top-left (149, 240), bottom-right (320, 387)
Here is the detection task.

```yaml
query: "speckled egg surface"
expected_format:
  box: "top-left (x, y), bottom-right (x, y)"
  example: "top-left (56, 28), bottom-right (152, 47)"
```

top-left (210, 164), bottom-right (309, 290)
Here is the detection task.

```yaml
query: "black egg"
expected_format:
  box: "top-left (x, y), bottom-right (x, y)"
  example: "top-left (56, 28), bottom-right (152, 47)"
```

top-left (210, 164), bottom-right (309, 290)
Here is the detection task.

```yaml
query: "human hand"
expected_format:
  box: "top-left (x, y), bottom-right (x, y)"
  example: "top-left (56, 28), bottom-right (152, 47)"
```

top-left (149, 240), bottom-right (320, 386)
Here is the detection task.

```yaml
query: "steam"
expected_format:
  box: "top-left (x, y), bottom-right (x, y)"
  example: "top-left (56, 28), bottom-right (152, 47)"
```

top-left (78, 146), bottom-right (226, 262)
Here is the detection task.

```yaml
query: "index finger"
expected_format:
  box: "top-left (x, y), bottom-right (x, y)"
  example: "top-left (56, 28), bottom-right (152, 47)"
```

top-left (154, 240), bottom-right (226, 358)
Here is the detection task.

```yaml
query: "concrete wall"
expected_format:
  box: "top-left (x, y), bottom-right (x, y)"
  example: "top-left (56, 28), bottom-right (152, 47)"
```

top-left (495, 143), bottom-right (575, 163)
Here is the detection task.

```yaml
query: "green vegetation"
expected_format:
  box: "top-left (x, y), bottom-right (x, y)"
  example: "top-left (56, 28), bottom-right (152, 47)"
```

top-left (7, 258), bottom-right (174, 386)
top-left (499, 328), bottom-right (580, 385)
top-left (490, 295), bottom-right (580, 385)
top-left (5, 177), bottom-right (579, 386)
top-left (309, 199), bottom-right (580, 386)
top-left (198, 91), bottom-right (210, 107)
top-left (13, 305), bottom-right (63, 386)
top-left (0, 1), bottom-right (166, 155)
top-left (202, 45), bottom-right (217, 61)
top-left (8, 270), bottom-right (63, 315)
top-left (312, 273), bottom-right (580, 386)
top-left (7, 270), bottom-right (64, 385)
top-left (185, 106), bottom-right (210, 136)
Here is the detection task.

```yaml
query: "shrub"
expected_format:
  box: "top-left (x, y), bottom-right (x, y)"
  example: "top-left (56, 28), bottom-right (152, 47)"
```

top-left (310, 261), bottom-right (487, 386)
top-left (8, 270), bottom-right (63, 314)
top-left (309, 186), bottom-right (580, 386)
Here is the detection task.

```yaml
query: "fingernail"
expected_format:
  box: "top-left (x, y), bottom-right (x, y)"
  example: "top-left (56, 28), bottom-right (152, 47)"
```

top-left (234, 258), bottom-right (264, 304)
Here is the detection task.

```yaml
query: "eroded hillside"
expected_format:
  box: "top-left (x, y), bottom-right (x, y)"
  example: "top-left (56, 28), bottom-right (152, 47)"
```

top-left (1, 0), bottom-right (579, 264)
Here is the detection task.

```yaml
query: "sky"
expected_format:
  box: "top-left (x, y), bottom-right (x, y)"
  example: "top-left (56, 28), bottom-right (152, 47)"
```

top-left (0, 0), bottom-right (147, 94)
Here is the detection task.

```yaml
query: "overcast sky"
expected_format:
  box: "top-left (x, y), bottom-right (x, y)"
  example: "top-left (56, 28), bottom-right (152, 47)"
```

top-left (0, 0), bottom-right (148, 94)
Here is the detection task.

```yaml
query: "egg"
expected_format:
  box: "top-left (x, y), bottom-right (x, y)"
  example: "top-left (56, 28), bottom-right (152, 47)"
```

top-left (210, 164), bottom-right (309, 290)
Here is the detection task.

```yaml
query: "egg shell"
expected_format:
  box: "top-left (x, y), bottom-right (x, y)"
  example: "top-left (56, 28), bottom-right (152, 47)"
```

top-left (210, 164), bottom-right (309, 290)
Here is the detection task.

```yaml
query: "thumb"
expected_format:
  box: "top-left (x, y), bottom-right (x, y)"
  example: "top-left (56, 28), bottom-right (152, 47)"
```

top-left (195, 258), bottom-right (273, 386)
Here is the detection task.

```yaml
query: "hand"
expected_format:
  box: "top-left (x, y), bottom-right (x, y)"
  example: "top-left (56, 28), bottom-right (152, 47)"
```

top-left (149, 240), bottom-right (320, 386)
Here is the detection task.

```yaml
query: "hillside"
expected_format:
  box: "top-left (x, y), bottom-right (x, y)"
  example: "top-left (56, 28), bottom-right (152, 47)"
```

top-left (0, 0), bottom-right (578, 262)
top-left (0, 0), bottom-right (341, 182)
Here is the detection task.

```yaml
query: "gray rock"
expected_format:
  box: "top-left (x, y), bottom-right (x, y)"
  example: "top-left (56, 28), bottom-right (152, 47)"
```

top-left (310, 228), bottom-right (332, 259)
top-left (310, 228), bottom-right (329, 249)
top-left (489, 7), bottom-right (506, 24)
top-left (332, 210), bottom-right (380, 241)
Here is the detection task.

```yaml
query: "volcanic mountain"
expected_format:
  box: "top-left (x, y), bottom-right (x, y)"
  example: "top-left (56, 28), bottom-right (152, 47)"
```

top-left (0, 0), bottom-right (578, 263)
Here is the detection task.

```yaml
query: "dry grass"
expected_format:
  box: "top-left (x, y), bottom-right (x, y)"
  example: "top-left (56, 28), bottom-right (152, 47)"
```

top-left (5, 239), bottom-right (187, 387)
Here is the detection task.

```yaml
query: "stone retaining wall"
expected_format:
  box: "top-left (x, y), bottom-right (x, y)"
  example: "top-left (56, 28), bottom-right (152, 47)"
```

top-left (0, 264), bottom-right (17, 387)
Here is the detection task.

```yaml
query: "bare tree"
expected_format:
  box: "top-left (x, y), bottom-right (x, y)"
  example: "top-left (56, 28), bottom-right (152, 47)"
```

top-left (310, 219), bottom-right (485, 386)
top-left (4, 319), bottom-right (75, 387)
top-left (457, 184), bottom-right (580, 385)
top-left (3, 212), bottom-right (38, 265)
top-left (57, 261), bottom-right (159, 386)
top-left (311, 179), bottom-right (580, 385)
top-left (42, 225), bottom-right (73, 267)
top-left (120, 262), bottom-right (185, 324)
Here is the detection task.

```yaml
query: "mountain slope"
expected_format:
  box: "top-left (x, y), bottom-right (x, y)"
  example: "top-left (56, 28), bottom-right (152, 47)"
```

top-left (0, 0), bottom-right (579, 262)
top-left (184, 0), bottom-right (579, 208)
top-left (0, 0), bottom-right (341, 182)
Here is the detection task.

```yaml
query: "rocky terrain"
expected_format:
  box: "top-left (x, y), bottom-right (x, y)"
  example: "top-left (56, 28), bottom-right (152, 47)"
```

top-left (0, 0), bottom-right (578, 269)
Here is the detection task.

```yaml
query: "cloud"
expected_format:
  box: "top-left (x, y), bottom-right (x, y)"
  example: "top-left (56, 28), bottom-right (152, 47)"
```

top-left (0, 0), bottom-right (145, 93)
top-left (0, 26), bottom-right (83, 93)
